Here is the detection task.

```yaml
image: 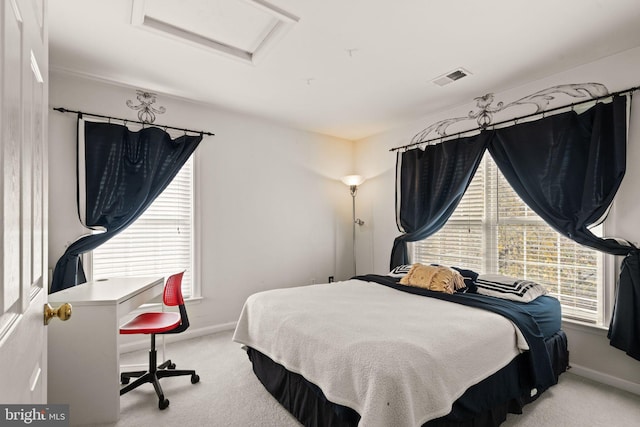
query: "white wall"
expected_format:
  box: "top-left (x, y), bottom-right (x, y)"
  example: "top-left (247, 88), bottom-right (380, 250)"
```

top-left (354, 47), bottom-right (640, 393)
top-left (48, 71), bottom-right (355, 334)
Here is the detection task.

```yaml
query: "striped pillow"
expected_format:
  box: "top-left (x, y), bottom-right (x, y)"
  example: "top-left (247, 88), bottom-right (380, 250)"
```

top-left (475, 274), bottom-right (548, 302)
top-left (388, 264), bottom-right (413, 277)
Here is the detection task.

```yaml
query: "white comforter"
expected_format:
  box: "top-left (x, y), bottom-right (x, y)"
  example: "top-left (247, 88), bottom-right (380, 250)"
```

top-left (233, 279), bottom-right (528, 427)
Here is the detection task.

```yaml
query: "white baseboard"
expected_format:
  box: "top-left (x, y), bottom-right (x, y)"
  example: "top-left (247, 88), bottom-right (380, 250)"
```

top-left (569, 363), bottom-right (640, 396)
top-left (119, 321), bottom-right (237, 354)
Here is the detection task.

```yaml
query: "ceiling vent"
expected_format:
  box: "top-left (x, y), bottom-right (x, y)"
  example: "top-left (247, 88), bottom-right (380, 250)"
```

top-left (432, 68), bottom-right (472, 87)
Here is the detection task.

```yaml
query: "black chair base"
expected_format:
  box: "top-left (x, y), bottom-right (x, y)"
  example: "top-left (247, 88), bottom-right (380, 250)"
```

top-left (120, 359), bottom-right (178, 385)
top-left (120, 336), bottom-right (199, 410)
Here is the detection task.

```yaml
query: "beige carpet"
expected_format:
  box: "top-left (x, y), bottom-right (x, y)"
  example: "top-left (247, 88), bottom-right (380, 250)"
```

top-left (92, 331), bottom-right (640, 427)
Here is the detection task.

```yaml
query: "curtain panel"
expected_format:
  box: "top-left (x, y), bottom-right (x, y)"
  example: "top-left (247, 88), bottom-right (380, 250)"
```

top-left (50, 118), bottom-right (203, 293)
top-left (487, 97), bottom-right (629, 255)
top-left (391, 133), bottom-right (489, 269)
top-left (393, 96), bottom-right (640, 360)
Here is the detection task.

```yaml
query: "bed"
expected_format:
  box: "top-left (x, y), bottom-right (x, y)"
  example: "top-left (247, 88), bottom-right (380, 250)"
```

top-left (233, 271), bottom-right (569, 427)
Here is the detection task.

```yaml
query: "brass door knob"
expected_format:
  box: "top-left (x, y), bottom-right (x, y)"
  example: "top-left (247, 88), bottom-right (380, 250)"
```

top-left (44, 303), bottom-right (72, 325)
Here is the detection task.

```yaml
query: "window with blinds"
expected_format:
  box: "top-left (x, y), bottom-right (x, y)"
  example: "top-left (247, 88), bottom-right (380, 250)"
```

top-left (91, 157), bottom-right (195, 298)
top-left (410, 153), bottom-right (604, 325)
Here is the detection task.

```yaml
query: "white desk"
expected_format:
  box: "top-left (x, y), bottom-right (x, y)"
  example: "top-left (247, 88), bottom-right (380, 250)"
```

top-left (48, 276), bottom-right (164, 425)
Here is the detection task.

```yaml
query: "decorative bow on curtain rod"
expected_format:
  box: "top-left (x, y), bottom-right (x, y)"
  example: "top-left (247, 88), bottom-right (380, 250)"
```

top-left (52, 107), bottom-right (215, 136)
top-left (390, 84), bottom-right (640, 152)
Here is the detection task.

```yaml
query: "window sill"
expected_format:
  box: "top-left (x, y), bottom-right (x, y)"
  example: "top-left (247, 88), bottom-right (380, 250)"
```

top-left (562, 317), bottom-right (609, 336)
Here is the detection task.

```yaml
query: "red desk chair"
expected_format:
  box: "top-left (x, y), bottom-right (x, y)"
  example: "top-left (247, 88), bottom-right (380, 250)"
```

top-left (119, 271), bottom-right (200, 409)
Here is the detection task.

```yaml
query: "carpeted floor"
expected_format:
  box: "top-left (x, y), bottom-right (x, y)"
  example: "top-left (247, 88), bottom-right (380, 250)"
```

top-left (93, 331), bottom-right (640, 427)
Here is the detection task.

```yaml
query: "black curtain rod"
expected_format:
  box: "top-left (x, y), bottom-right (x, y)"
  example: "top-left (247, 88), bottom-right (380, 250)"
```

top-left (390, 85), bottom-right (640, 152)
top-left (52, 107), bottom-right (215, 136)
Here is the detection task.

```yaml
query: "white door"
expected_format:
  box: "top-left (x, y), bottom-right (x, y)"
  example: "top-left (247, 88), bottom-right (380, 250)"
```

top-left (0, 0), bottom-right (49, 404)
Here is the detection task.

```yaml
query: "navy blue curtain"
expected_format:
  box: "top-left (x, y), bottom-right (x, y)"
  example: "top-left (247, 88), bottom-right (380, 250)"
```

top-left (390, 133), bottom-right (489, 269)
top-left (486, 96), bottom-right (640, 360)
top-left (610, 251), bottom-right (640, 360)
top-left (50, 118), bottom-right (203, 293)
top-left (393, 95), bottom-right (640, 360)
top-left (487, 97), bottom-right (629, 255)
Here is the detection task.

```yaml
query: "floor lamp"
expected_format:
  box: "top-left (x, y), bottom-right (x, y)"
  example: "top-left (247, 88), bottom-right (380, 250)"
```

top-left (341, 175), bottom-right (365, 276)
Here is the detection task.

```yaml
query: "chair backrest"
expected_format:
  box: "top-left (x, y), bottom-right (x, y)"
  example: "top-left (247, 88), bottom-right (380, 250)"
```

top-left (162, 271), bottom-right (190, 333)
top-left (163, 271), bottom-right (185, 307)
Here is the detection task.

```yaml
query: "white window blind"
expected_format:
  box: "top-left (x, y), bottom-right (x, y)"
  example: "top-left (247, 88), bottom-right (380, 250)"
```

top-left (411, 153), bottom-right (604, 325)
top-left (91, 156), bottom-right (195, 298)
top-left (410, 157), bottom-right (486, 273)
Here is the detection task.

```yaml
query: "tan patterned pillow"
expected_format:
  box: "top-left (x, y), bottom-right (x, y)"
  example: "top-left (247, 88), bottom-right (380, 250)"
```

top-left (399, 263), bottom-right (465, 294)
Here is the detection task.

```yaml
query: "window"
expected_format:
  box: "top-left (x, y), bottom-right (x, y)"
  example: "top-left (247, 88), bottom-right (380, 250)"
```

top-left (91, 156), bottom-right (196, 298)
top-left (410, 153), bottom-right (606, 325)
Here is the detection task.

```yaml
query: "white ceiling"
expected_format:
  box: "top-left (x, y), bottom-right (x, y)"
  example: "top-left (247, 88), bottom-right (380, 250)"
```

top-left (48, 0), bottom-right (640, 141)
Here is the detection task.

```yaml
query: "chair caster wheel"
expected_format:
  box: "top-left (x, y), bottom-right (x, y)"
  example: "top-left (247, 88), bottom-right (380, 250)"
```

top-left (159, 398), bottom-right (170, 410)
top-left (121, 377), bottom-right (130, 385)
top-left (191, 374), bottom-right (200, 384)
top-left (168, 363), bottom-right (176, 369)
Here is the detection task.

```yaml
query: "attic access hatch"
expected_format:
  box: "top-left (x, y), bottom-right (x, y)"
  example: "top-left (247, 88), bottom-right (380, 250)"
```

top-left (131, 0), bottom-right (299, 65)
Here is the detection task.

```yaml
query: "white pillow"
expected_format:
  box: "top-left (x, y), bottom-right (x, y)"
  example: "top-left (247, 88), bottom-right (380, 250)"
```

top-left (475, 274), bottom-right (548, 302)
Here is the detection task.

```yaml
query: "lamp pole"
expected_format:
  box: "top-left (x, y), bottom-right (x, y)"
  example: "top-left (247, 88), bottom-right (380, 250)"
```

top-left (351, 185), bottom-right (357, 276)
top-left (342, 175), bottom-right (365, 278)
top-left (350, 185), bottom-right (364, 276)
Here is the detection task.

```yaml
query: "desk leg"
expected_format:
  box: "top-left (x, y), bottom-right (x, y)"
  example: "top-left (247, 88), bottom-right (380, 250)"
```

top-left (48, 304), bottom-right (120, 425)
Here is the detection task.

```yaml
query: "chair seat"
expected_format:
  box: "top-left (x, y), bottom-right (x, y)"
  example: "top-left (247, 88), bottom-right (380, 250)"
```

top-left (120, 312), bottom-right (182, 334)
top-left (119, 272), bottom-right (197, 410)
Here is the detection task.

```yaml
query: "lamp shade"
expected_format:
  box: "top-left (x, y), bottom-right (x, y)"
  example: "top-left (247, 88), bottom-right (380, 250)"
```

top-left (341, 175), bottom-right (365, 186)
